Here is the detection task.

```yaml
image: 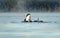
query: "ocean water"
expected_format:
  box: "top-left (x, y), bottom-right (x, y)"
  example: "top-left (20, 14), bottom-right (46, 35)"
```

top-left (0, 12), bottom-right (60, 38)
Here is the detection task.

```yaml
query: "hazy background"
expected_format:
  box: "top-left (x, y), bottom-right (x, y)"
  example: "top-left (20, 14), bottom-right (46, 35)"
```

top-left (0, 0), bottom-right (60, 12)
top-left (0, 0), bottom-right (60, 38)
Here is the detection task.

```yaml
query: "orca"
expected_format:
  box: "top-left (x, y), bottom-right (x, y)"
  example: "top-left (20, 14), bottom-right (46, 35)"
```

top-left (24, 13), bottom-right (32, 22)
top-left (33, 20), bottom-right (43, 22)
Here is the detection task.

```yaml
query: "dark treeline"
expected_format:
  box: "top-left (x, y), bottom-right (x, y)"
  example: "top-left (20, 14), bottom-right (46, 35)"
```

top-left (0, 0), bottom-right (17, 11)
top-left (0, 0), bottom-right (60, 12)
top-left (26, 1), bottom-right (60, 12)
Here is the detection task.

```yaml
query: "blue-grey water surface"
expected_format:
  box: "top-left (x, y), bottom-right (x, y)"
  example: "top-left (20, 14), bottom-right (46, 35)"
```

top-left (0, 12), bottom-right (60, 38)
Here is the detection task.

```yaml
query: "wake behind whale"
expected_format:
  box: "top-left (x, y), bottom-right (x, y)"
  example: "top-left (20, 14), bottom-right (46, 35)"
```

top-left (10, 20), bottom-right (56, 24)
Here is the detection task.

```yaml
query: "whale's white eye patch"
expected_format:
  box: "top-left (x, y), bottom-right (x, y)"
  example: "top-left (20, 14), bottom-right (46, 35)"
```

top-left (26, 15), bottom-right (31, 21)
